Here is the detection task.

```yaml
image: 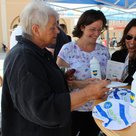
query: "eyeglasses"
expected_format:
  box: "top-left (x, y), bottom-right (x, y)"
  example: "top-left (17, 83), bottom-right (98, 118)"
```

top-left (88, 28), bottom-right (105, 33)
top-left (125, 35), bottom-right (136, 41)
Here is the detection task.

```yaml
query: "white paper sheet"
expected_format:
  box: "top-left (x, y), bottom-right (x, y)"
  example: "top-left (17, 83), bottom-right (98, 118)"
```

top-left (107, 81), bottom-right (128, 88)
top-left (106, 60), bottom-right (125, 80)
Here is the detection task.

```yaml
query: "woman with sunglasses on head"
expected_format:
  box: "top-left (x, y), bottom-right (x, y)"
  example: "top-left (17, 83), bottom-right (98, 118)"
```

top-left (57, 10), bottom-right (110, 136)
top-left (111, 19), bottom-right (136, 85)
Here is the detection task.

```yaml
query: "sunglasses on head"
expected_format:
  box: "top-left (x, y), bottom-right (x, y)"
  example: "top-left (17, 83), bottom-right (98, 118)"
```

top-left (125, 35), bottom-right (136, 41)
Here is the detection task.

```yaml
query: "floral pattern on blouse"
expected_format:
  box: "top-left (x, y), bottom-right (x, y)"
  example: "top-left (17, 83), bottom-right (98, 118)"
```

top-left (58, 41), bottom-right (110, 111)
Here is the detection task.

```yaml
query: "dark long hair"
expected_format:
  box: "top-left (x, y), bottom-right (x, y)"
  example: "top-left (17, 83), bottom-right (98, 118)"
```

top-left (118, 18), bottom-right (136, 49)
top-left (72, 9), bottom-right (107, 38)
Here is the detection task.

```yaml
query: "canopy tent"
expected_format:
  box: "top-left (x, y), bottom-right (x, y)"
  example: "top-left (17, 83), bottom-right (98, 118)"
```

top-left (48, 0), bottom-right (136, 9)
top-left (47, 0), bottom-right (136, 20)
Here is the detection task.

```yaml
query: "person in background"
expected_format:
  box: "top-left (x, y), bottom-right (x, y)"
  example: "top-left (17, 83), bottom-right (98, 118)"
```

top-left (110, 37), bottom-right (117, 48)
top-left (47, 25), bottom-right (70, 61)
top-left (111, 18), bottom-right (136, 85)
top-left (54, 26), bottom-right (71, 61)
top-left (57, 9), bottom-right (110, 136)
top-left (60, 23), bottom-right (72, 41)
top-left (102, 38), bottom-right (107, 47)
top-left (9, 24), bottom-right (22, 49)
top-left (2, 43), bottom-right (8, 52)
top-left (1, 2), bottom-right (110, 136)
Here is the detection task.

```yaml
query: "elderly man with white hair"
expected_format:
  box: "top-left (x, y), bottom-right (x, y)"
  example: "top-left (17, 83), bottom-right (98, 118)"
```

top-left (1, 1), bottom-right (110, 136)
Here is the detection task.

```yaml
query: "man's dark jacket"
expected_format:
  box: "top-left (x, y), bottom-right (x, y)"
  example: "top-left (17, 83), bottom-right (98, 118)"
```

top-left (2, 36), bottom-right (71, 136)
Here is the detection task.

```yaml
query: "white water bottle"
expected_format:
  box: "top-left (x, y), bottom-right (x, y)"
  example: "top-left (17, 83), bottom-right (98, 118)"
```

top-left (90, 57), bottom-right (101, 79)
top-left (131, 72), bottom-right (136, 108)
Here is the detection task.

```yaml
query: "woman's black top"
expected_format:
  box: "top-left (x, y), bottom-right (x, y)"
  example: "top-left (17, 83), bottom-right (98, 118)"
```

top-left (111, 49), bottom-right (136, 85)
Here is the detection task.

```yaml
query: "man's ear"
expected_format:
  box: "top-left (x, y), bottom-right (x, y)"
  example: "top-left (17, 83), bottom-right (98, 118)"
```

top-left (32, 24), bottom-right (40, 37)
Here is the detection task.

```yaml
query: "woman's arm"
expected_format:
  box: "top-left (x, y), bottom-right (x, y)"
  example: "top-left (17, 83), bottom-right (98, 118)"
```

top-left (57, 57), bottom-right (101, 89)
top-left (57, 56), bottom-right (70, 67)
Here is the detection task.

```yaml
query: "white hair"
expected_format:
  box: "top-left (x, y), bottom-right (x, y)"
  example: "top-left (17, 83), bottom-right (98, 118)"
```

top-left (20, 1), bottom-right (59, 36)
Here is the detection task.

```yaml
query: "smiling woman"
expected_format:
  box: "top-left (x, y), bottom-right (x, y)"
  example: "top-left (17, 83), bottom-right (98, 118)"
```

top-left (57, 9), bottom-right (110, 136)
top-left (111, 19), bottom-right (136, 85)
